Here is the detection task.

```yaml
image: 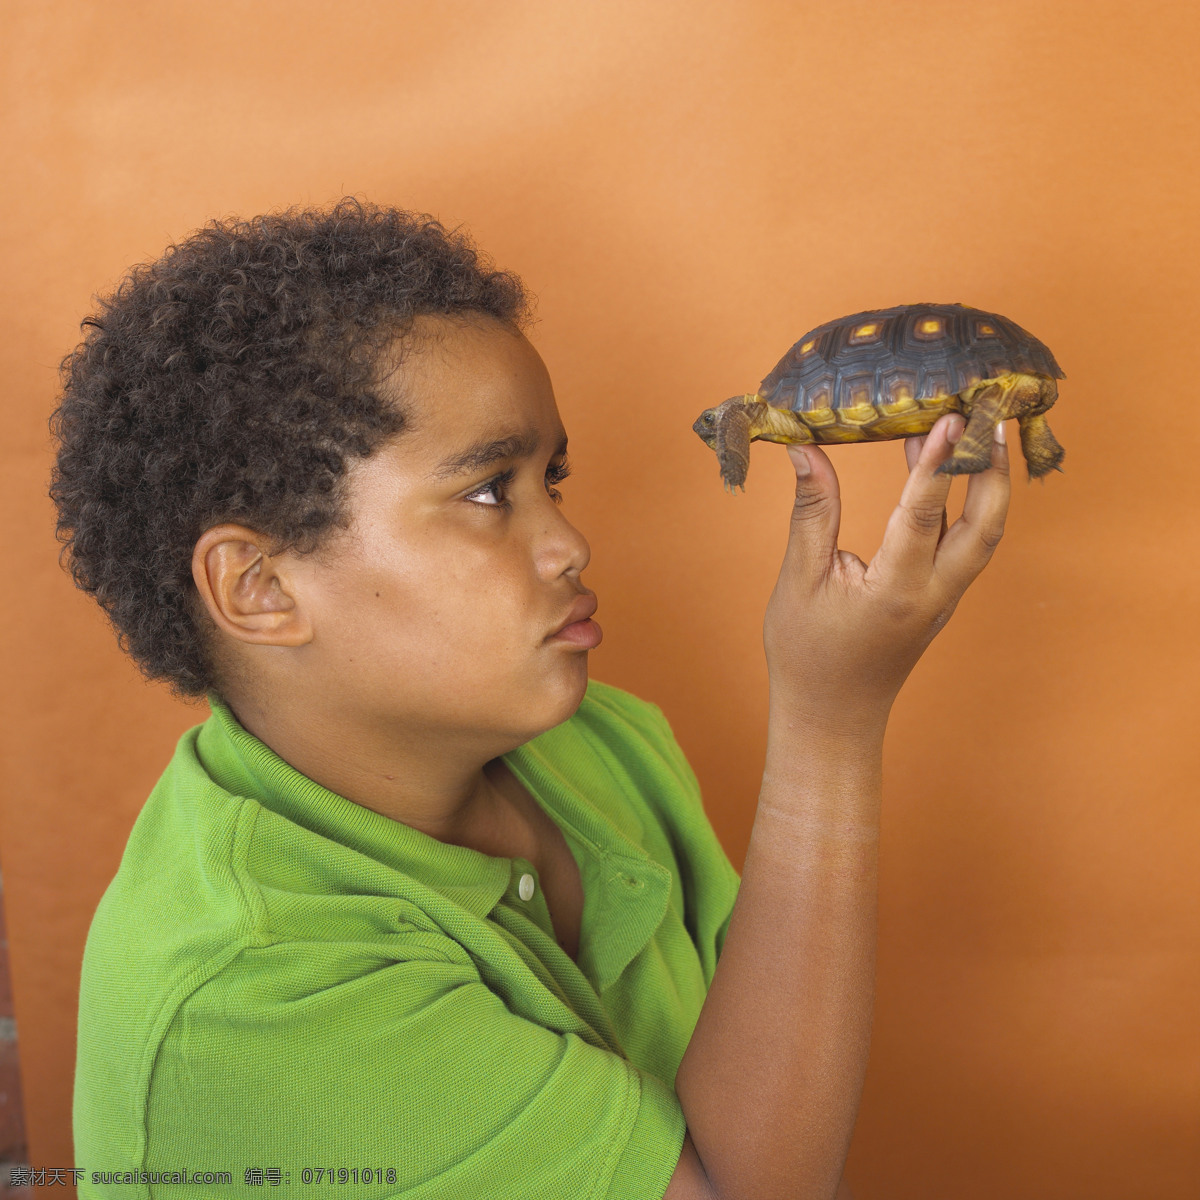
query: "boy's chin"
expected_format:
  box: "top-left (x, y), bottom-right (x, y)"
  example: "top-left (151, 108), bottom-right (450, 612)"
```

top-left (525, 660), bottom-right (590, 732)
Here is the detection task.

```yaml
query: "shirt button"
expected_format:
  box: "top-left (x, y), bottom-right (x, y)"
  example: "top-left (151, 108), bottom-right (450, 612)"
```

top-left (518, 873), bottom-right (536, 901)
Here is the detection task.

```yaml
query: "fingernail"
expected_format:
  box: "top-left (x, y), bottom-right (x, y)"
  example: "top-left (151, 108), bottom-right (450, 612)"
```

top-left (994, 421), bottom-right (1006, 445)
top-left (947, 416), bottom-right (965, 444)
top-left (789, 446), bottom-right (810, 476)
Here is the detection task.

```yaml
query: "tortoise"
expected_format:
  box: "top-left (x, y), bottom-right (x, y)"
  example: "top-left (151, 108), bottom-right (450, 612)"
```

top-left (693, 302), bottom-right (1065, 492)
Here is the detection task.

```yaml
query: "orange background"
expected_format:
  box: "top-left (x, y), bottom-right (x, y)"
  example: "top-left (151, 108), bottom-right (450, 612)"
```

top-left (2, 1), bottom-right (1198, 1195)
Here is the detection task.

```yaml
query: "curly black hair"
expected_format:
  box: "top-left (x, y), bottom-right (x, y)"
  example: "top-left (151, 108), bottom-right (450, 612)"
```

top-left (48, 197), bottom-right (534, 702)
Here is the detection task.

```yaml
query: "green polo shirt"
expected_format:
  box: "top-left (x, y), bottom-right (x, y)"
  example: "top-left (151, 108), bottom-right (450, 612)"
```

top-left (74, 677), bottom-right (741, 1198)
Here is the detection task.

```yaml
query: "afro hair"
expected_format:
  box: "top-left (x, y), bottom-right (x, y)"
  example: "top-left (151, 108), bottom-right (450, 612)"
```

top-left (48, 197), bottom-right (534, 702)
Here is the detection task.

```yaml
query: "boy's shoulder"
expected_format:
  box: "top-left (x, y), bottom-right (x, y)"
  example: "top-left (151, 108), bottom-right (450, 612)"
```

top-left (80, 676), bottom-right (694, 987)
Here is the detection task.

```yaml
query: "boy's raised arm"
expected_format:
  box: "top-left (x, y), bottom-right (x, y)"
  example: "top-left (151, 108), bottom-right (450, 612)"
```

top-left (665, 413), bottom-right (1011, 1200)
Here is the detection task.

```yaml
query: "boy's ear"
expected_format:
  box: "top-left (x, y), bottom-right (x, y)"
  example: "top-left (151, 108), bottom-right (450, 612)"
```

top-left (191, 525), bottom-right (313, 647)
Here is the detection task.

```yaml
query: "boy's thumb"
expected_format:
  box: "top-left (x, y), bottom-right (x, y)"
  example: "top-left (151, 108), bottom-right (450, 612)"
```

top-left (787, 444), bottom-right (811, 478)
top-left (783, 443), bottom-right (841, 569)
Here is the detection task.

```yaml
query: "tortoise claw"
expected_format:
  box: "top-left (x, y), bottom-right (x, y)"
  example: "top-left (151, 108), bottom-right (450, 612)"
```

top-left (934, 451), bottom-right (992, 477)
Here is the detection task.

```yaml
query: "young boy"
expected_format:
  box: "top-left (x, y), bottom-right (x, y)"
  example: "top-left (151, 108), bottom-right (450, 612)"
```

top-left (52, 199), bottom-right (1009, 1199)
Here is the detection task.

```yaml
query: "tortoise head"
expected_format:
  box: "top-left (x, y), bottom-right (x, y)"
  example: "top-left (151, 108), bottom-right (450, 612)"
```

top-left (693, 396), bottom-right (754, 492)
top-left (692, 402), bottom-right (727, 451)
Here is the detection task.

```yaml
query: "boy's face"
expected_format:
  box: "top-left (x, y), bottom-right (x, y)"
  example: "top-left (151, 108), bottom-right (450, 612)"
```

top-left (266, 314), bottom-right (597, 751)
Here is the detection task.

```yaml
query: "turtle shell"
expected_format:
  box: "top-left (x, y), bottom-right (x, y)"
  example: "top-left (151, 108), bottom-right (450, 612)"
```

top-left (759, 302), bottom-right (1065, 412)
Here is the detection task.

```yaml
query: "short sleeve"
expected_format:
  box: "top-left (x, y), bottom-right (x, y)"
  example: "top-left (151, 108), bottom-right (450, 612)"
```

top-left (142, 940), bottom-right (688, 1200)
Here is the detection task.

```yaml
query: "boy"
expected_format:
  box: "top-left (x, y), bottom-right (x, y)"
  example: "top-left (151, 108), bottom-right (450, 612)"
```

top-left (52, 199), bottom-right (1009, 1199)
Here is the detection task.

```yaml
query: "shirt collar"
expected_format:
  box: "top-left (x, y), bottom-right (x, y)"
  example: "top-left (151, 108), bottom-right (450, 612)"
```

top-left (193, 689), bottom-right (671, 973)
top-left (196, 692), bottom-right (511, 918)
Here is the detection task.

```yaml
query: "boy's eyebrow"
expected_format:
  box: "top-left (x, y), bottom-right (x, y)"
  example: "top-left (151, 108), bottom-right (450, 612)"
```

top-left (432, 429), bottom-right (569, 480)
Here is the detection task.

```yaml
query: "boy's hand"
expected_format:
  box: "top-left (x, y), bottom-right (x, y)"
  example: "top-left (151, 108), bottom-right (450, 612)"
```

top-left (763, 413), bottom-right (1010, 733)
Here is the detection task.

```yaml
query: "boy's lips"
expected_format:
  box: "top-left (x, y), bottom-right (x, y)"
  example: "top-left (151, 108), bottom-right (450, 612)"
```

top-left (548, 593), bottom-right (598, 638)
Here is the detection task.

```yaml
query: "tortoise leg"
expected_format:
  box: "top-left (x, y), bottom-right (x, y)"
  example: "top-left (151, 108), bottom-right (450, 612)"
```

top-left (935, 372), bottom-right (1052, 477)
top-left (1018, 413), bottom-right (1066, 480)
top-left (714, 401), bottom-right (755, 493)
top-left (935, 382), bottom-right (1005, 476)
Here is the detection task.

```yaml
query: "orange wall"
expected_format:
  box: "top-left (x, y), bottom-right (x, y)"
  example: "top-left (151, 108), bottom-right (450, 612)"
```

top-left (2, 2), bottom-right (1198, 1195)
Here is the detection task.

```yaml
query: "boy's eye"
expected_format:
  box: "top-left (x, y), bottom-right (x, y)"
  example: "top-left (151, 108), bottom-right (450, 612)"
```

top-left (465, 469), bottom-right (513, 507)
top-left (465, 460), bottom-right (572, 510)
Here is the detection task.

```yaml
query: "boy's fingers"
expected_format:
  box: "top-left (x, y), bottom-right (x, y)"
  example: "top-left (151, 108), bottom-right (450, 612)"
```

top-left (903, 433), bottom-right (948, 540)
top-left (934, 418), bottom-right (1011, 583)
top-left (782, 442), bottom-right (842, 583)
top-left (872, 415), bottom-right (961, 590)
top-left (902, 433), bottom-right (926, 475)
